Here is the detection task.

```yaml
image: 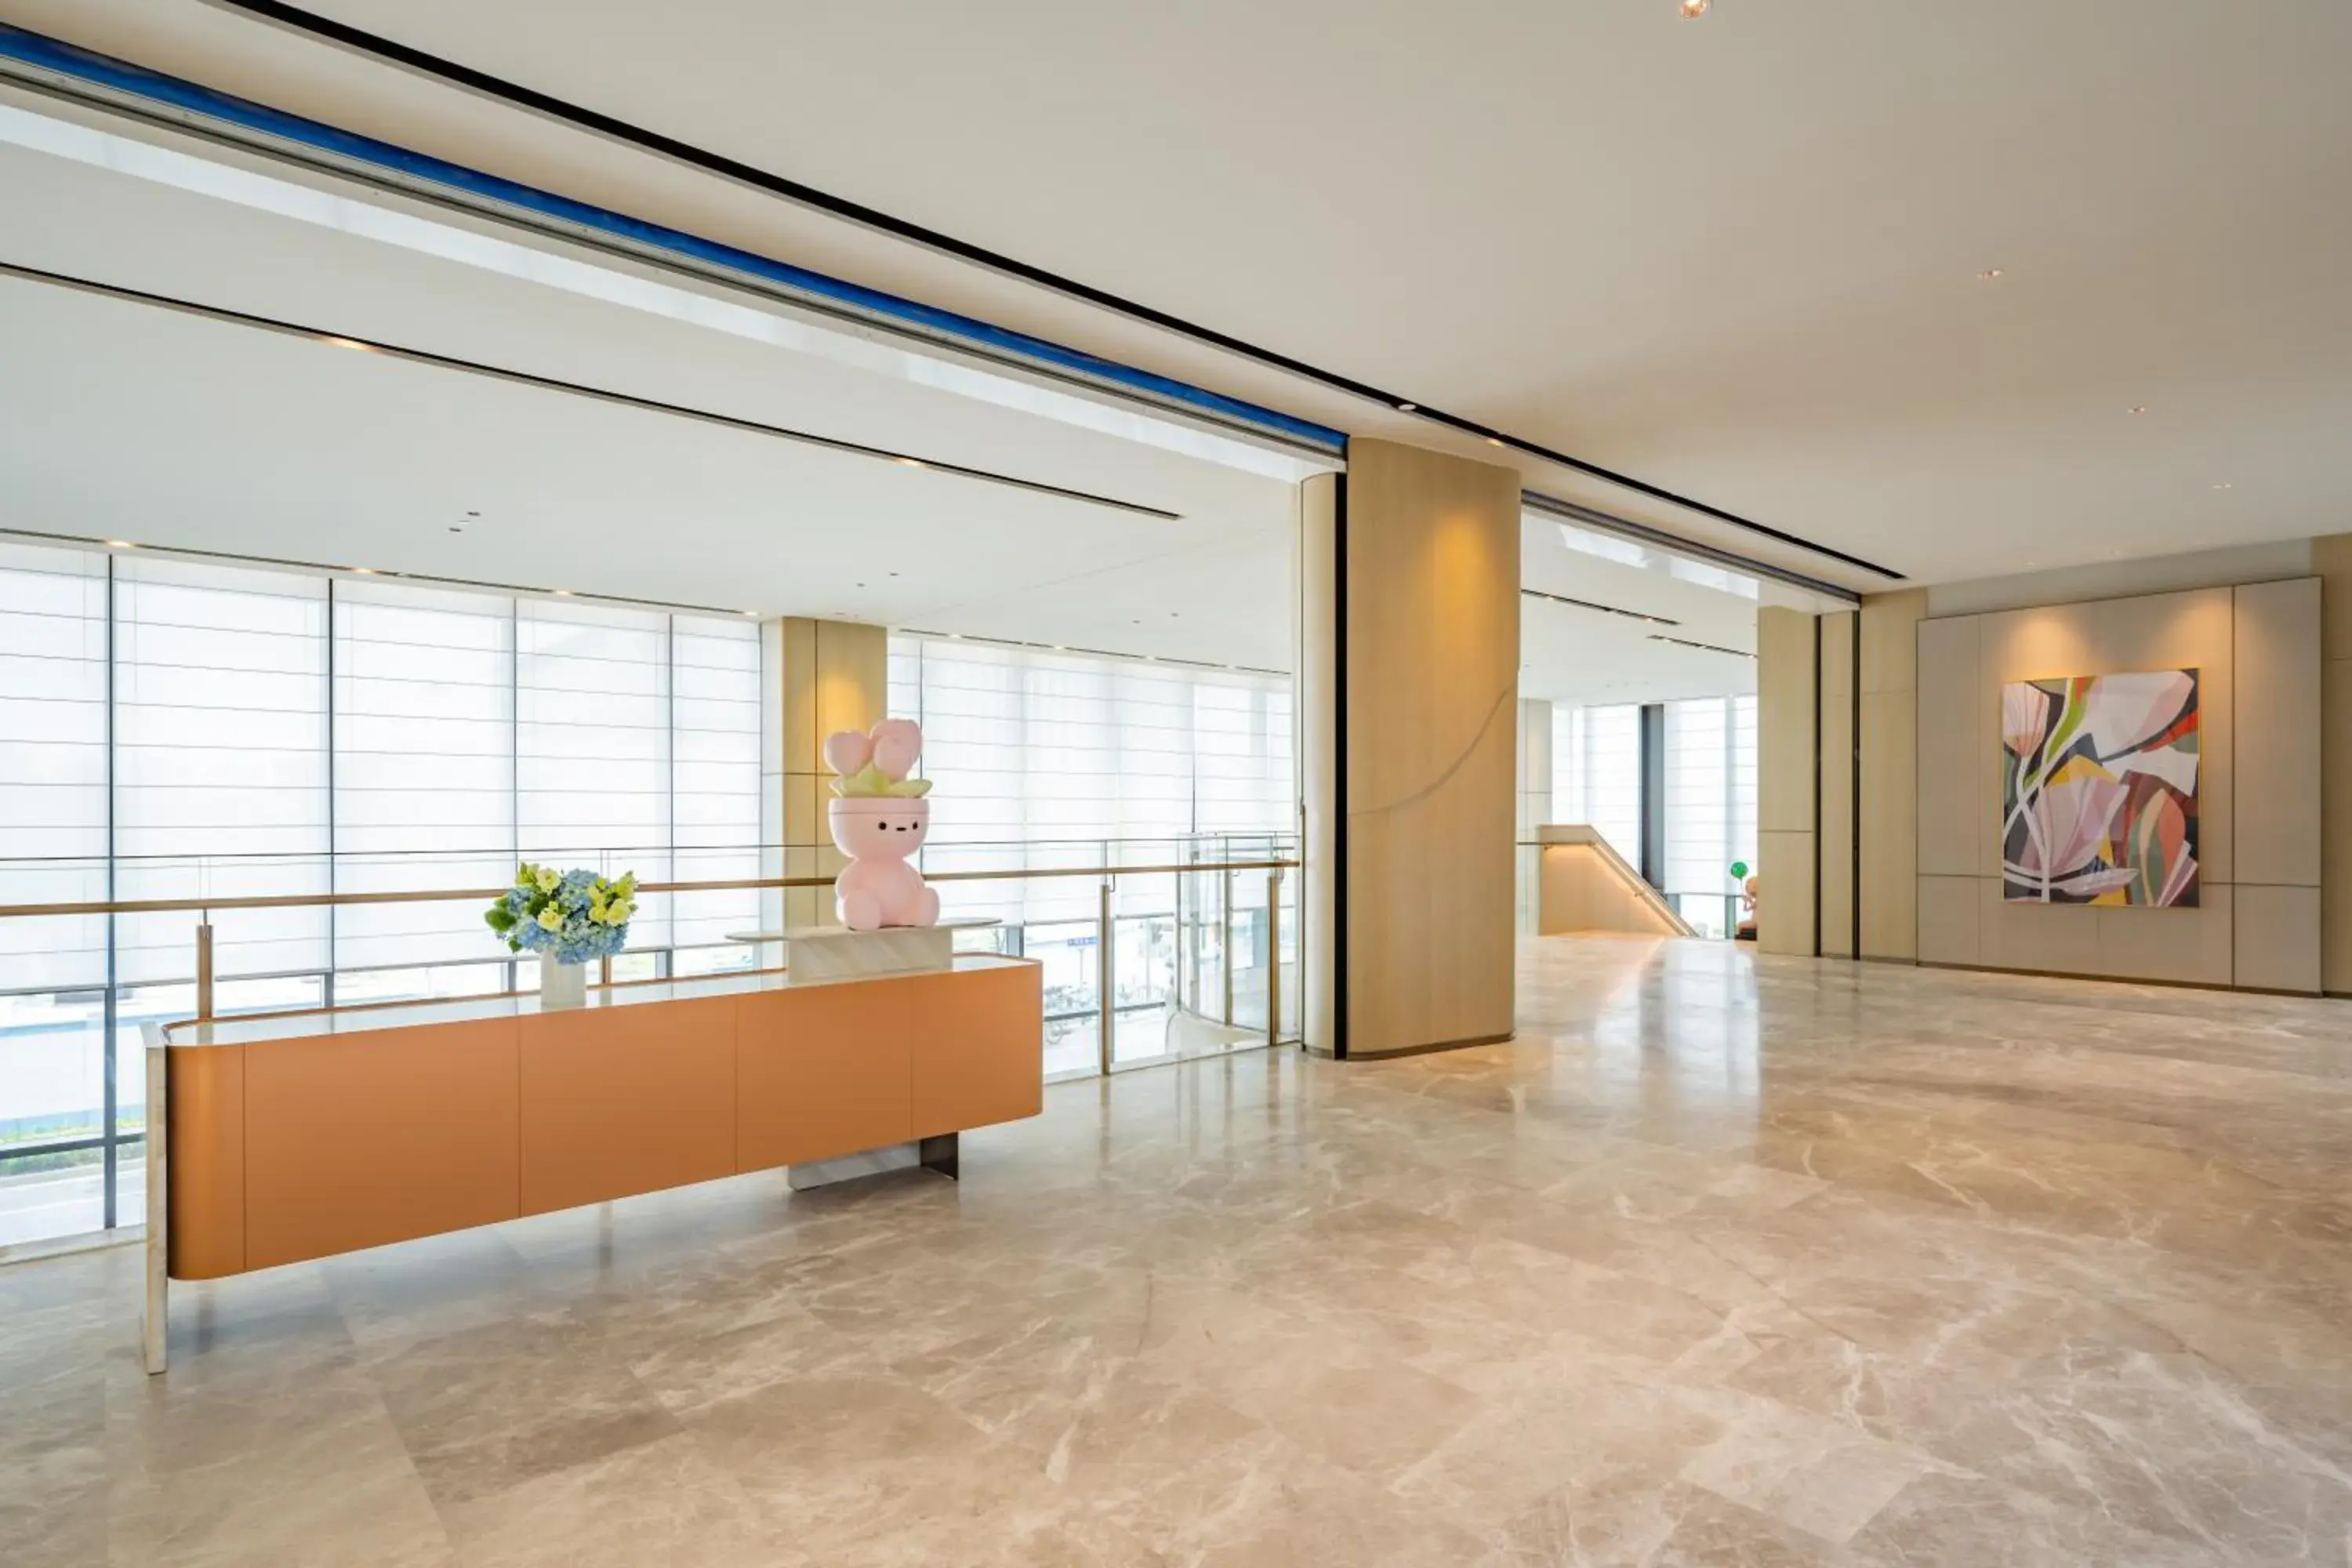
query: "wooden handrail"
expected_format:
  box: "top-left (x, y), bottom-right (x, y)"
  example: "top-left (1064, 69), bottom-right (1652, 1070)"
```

top-left (0, 858), bottom-right (1299, 920)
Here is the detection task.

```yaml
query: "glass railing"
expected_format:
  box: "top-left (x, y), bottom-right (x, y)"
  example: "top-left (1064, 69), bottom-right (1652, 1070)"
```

top-left (0, 834), bottom-right (1299, 1249)
top-left (1665, 891), bottom-right (1747, 940)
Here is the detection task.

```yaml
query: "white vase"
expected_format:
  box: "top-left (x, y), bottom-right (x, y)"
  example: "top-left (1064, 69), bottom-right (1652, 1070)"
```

top-left (539, 952), bottom-right (586, 1011)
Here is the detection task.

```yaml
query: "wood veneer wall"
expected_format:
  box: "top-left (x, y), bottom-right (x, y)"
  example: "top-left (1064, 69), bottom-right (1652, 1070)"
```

top-left (1301, 439), bottom-right (1520, 1058)
top-left (763, 618), bottom-right (888, 930)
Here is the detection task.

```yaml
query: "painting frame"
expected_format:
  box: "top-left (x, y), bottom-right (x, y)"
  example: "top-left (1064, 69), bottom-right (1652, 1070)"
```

top-left (2000, 668), bottom-right (2200, 907)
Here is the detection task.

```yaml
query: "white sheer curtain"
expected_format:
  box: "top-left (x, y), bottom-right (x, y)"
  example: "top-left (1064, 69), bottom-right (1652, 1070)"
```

top-left (1664, 695), bottom-right (1759, 934)
top-left (112, 557), bottom-right (330, 985)
top-left (1551, 703), bottom-right (1643, 866)
top-left (887, 636), bottom-right (1294, 924)
top-left (516, 600), bottom-right (673, 948)
top-left (0, 540), bottom-right (107, 992)
top-left (669, 615), bottom-right (763, 958)
top-left (332, 579), bottom-right (514, 972)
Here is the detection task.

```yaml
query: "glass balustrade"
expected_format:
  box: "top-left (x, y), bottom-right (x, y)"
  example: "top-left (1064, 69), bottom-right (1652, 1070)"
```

top-left (0, 833), bottom-right (1298, 1248)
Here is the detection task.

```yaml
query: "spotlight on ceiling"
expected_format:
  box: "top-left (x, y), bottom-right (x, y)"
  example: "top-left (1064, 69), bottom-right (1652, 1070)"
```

top-left (1679, 0), bottom-right (1711, 16)
top-left (1976, 268), bottom-right (2004, 281)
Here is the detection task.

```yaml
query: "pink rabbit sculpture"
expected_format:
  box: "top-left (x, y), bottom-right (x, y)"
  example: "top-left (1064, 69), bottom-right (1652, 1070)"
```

top-left (822, 718), bottom-right (940, 931)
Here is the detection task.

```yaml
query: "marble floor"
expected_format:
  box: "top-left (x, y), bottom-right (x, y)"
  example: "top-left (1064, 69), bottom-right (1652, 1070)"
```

top-left (7, 935), bottom-right (2352, 1566)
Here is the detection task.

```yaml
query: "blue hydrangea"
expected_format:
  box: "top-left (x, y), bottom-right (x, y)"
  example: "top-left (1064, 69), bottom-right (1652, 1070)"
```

top-left (484, 863), bottom-right (638, 965)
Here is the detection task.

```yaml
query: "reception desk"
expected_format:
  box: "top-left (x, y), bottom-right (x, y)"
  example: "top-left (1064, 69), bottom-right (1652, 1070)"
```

top-left (143, 954), bottom-right (1042, 1370)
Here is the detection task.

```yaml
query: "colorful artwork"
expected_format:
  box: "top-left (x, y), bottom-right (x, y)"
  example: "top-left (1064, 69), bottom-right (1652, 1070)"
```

top-left (2001, 670), bottom-right (2199, 906)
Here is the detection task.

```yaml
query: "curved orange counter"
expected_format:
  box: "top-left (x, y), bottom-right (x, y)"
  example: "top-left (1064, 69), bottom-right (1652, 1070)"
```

top-left (143, 955), bottom-right (1042, 1370)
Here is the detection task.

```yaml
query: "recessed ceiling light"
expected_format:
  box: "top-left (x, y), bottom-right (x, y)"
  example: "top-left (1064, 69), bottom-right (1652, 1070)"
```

top-left (105, 539), bottom-right (135, 549)
top-left (352, 566), bottom-right (378, 575)
top-left (1679, 0), bottom-right (1709, 15)
top-left (1486, 437), bottom-right (1506, 448)
top-left (898, 457), bottom-right (924, 468)
top-left (740, 608), bottom-right (760, 617)
top-left (552, 589), bottom-right (574, 597)
top-left (1396, 401), bottom-right (1417, 412)
top-left (2212, 482), bottom-right (2233, 491)
top-left (2129, 405), bottom-right (2148, 415)
top-left (1976, 267), bottom-right (2004, 281)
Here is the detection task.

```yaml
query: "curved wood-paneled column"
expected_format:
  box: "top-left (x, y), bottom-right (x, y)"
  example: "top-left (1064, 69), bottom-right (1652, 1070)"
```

top-left (1300, 438), bottom-right (1521, 1059)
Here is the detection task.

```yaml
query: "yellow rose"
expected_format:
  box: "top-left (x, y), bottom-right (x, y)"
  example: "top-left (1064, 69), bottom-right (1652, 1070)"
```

top-left (535, 906), bottom-right (564, 932)
top-left (535, 867), bottom-right (560, 895)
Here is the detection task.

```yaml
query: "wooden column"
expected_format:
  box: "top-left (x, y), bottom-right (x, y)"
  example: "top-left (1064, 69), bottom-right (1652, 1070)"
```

top-left (1817, 609), bottom-right (1858, 957)
top-left (1757, 606), bottom-right (1819, 956)
top-left (1299, 438), bottom-right (1521, 1059)
top-left (2318, 535), bottom-right (2352, 994)
top-left (1858, 589), bottom-right (1928, 960)
top-left (761, 618), bottom-right (887, 931)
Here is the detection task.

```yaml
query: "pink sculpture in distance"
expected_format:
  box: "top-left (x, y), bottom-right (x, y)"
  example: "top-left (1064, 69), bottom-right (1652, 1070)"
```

top-left (823, 718), bottom-right (940, 931)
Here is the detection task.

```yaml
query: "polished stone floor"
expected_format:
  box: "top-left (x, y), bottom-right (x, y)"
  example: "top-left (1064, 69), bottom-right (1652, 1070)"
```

top-left (7, 935), bottom-right (2352, 1566)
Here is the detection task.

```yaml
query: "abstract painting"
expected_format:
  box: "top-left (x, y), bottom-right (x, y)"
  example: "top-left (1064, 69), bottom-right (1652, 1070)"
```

top-left (2002, 670), bottom-right (2199, 906)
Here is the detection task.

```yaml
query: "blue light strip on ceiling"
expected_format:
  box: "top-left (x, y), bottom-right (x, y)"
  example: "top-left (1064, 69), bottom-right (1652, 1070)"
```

top-left (0, 23), bottom-right (1350, 454)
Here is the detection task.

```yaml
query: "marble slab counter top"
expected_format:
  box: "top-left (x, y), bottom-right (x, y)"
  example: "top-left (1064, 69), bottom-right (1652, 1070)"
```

top-left (156, 953), bottom-right (1032, 1048)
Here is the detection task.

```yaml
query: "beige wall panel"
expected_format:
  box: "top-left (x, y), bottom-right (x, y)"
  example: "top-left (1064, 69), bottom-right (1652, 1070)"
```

top-left (1860, 688), bottom-right (1918, 959)
top-left (1819, 612), bottom-right (1857, 957)
top-left (1757, 608), bottom-right (1818, 835)
top-left (1915, 615), bottom-right (1981, 877)
top-left (2096, 891), bottom-right (2233, 987)
top-left (2235, 884), bottom-right (2322, 994)
top-left (1977, 878), bottom-right (2102, 977)
top-left (1979, 605), bottom-right (2100, 879)
top-left (1860, 589), bottom-right (1927, 695)
top-left (1340, 440), bottom-right (1520, 1056)
top-left (1758, 829), bottom-right (1816, 956)
top-left (2091, 588), bottom-right (2234, 882)
top-left (2233, 579), bottom-right (2322, 890)
top-left (1915, 876), bottom-right (1981, 966)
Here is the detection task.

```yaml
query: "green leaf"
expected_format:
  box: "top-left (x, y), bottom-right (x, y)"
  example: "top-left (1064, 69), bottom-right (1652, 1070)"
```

top-left (885, 778), bottom-right (933, 797)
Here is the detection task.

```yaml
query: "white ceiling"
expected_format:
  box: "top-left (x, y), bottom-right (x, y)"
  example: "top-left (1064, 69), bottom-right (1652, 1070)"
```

top-left (0, 97), bottom-right (1766, 700)
top-left (13, 0), bottom-right (2345, 590)
top-left (0, 130), bottom-right (1309, 669)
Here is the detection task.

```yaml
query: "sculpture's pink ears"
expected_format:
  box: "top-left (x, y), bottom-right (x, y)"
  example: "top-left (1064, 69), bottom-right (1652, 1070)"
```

top-left (822, 729), bottom-right (873, 778)
top-left (869, 718), bottom-right (922, 781)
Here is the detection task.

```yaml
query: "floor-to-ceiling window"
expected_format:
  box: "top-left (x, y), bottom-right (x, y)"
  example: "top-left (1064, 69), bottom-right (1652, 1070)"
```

top-left (1551, 702), bottom-right (1644, 866)
top-left (1663, 695), bottom-right (1759, 938)
top-left (0, 542), bottom-right (763, 1247)
top-left (887, 634), bottom-right (1295, 1075)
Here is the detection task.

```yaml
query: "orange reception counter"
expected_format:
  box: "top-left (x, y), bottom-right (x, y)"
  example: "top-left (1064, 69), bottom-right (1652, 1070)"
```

top-left (141, 953), bottom-right (1042, 1371)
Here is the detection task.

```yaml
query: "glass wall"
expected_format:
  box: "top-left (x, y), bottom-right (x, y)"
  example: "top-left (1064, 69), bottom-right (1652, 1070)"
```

top-left (0, 541), bottom-right (763, 1246)
top-left (887, 635), bottom-right (1296, 1076)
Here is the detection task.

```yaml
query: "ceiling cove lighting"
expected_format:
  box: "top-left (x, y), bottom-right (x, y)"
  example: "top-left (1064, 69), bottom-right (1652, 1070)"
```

top-left (1649, 633), bottom-right (1755, 658)
top-left (1521, 587), bottom-right (1681, 628)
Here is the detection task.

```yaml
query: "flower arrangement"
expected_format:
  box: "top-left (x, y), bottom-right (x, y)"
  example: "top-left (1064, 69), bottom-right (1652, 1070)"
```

top-left (485, 862), bottom-right (637, 964)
